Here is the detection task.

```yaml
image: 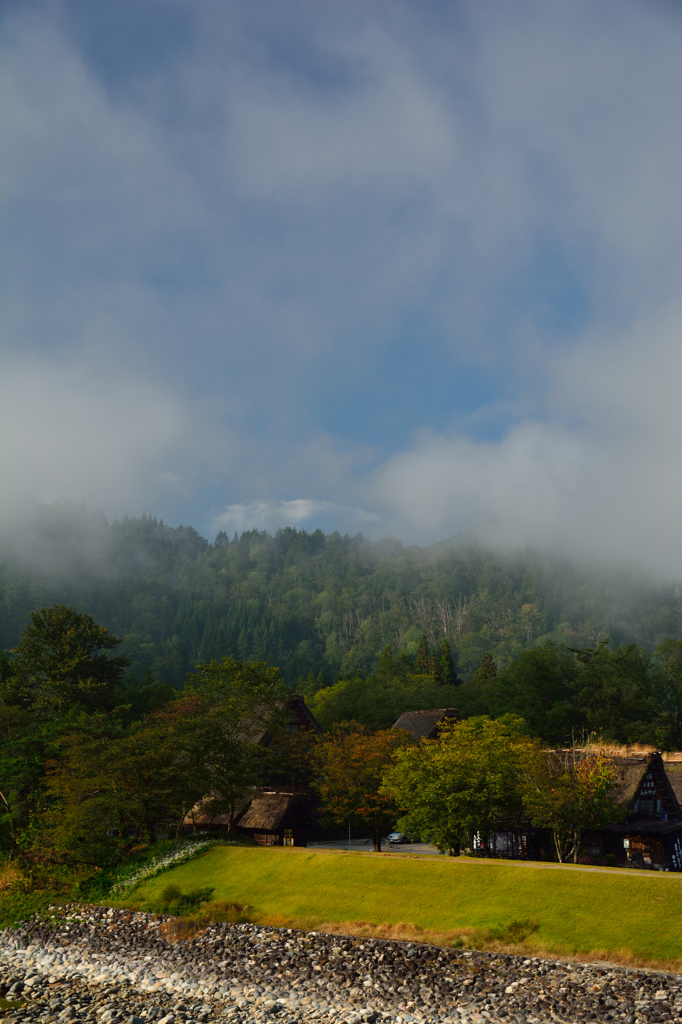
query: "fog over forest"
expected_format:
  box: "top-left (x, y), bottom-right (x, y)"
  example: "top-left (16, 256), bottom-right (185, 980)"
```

top-left (2, 501), bottom-right (679, 693)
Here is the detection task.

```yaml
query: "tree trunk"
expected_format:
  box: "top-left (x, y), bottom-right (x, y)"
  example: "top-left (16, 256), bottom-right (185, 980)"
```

top-left (553, 830), bottom-right (564, 863)
top-left (373, 832), bottom-right (382, 852)
top-left (572, 831), bottom-right (581, 863)
top-left (0, 791), bottom-right (17, 847)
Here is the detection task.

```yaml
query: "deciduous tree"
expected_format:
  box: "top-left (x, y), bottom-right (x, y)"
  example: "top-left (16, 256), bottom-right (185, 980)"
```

top-left (184, 656), bottom-right (286, 829)
top-left (314, 723), bottom-right (411, 851)
top-left (384, 716), bottom-right (533, 855)
top-left (521, 748), bottom-right (622, 863)
top-left (36, 696), bottom-right (207, 863)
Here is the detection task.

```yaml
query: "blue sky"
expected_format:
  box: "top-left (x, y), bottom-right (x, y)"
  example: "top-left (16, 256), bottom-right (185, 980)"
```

top-left (2, 0), bottom-right (682, 567)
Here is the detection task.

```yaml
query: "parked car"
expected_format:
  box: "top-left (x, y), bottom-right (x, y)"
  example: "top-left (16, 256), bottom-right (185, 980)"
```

top-left (388, 831), bottom-right (409, 844)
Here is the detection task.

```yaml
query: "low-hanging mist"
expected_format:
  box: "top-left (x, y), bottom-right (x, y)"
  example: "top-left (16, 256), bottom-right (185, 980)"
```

top-left (1, 501), bottom-right (679, 692)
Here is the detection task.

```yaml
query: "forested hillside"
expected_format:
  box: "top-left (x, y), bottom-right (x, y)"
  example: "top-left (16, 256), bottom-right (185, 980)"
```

top-left (1, 502), bottom-right (680, 689)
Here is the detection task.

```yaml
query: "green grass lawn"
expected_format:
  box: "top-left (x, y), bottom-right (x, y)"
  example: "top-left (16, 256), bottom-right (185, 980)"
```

top-left (125, 846), bottom-right (682, 967)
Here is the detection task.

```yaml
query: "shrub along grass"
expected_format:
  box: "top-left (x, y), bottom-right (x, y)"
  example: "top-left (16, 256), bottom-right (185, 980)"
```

top-left (125, 845), bottom-right (682, 969)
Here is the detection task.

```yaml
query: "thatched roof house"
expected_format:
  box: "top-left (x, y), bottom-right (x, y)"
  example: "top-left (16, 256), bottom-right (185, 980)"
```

top-left (245, 693), bottom-right (324, 746)
top-left (545, 747), bottom-right (682, 818)
top-left (497, 748), bottom-right (682, 871)
top-left (392, 707), bottom-right (460, 741)
top-left (598, 750), bottom-right (682, 869)
top-left (236, 792), bottom-right (315, 847)
top-left (182, 694), bottom-right (322, 845)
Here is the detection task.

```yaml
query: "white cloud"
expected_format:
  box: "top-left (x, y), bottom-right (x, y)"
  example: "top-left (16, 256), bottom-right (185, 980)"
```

top-left (1, 0), bottom-right (682, 574)
top-left (371, 306), bottom-right (682, 570)
top-left (224, 26), bottom-right (456, 198)
top-left (210, 499), bottom-right (379, 536)
top-left (0, 353), bottom-right (188, 520)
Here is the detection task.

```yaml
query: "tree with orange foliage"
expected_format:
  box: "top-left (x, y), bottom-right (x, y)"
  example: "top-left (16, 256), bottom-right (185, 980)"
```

top-left (313, 723), bottom-right (412, 851)
top-left (521, 748), bottom-right (622, 863)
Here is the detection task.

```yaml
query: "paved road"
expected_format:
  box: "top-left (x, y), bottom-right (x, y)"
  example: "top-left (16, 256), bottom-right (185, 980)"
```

top-left (307, 837), bottom-right (679, 876)
top-left (307, 837), bottom-right (441, 855)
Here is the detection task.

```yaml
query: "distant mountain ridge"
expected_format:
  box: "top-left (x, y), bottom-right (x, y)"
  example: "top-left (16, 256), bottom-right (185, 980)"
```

top-left (1, 500), bottom-right (679, 687)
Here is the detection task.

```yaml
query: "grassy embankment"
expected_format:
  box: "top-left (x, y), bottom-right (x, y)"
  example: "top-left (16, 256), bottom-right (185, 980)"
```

top-left (125, 846), bottom-right (682, 971)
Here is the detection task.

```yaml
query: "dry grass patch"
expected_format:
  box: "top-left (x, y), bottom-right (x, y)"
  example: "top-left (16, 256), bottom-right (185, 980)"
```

top-left (154, 909), bottom-right (682, 974)
top-left (0, 863), bottom-right (23, 890)
top-left (158, 901), bottom-right (254, 941)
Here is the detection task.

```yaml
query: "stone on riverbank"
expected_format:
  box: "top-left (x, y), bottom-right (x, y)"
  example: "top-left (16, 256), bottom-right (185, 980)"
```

top-left (0, 904), bottom-right (679, 1023)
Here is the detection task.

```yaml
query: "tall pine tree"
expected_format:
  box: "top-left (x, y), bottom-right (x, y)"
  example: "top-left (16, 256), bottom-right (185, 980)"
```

top-left (434, 638), bottom-right (456, 686)
top-left (473, 652), bottom-right (497, 687)
top-left (415, 634), bottom-right (431, 674)
top-left (378, 644), bottom-right (394, 681)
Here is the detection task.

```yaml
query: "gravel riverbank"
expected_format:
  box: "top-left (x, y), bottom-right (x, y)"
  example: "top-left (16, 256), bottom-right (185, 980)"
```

top-left (0, 905), bottom-right (679, 1024)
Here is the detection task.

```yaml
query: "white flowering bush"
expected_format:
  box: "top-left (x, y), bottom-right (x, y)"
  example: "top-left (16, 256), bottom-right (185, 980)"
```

top-left (111, 838), bottom-right (219, 894)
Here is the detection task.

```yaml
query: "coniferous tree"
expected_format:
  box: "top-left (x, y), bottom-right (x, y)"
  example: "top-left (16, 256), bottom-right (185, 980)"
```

top-left (415, 635), bottom-right (430, 674)
top-left (378, 644), bottom-right (394, 681)
top-left (435, 638), bottom-right (456, 686)
top-left (473, 652), bottom-right (497, 687)
top-left (11, 605), bottom-right (128, 714)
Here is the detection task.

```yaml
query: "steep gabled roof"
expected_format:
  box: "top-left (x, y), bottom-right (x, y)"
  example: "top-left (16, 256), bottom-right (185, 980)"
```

top-left (183, 791), bottom-right (251, 828)
top-left (662, 762), bottom-right (682, 807)
top-left (545, 749), bottom-right (682, 819)
top-left (393, 707), bottom-right (460, 741)
top-left (251, 694), bottom-right (324, 746)
top-left (608, 755), bottom-right (650, 808)
top-left (237, 792), bottom-right (314, 831)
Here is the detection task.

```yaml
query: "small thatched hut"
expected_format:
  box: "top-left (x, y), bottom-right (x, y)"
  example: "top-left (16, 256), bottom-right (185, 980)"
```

top-left (235, 792), bottom-right (315, 847)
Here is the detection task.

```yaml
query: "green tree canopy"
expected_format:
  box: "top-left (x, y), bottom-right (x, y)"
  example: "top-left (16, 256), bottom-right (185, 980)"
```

top-left (11, 605), bottom-right (128, 713)
top-left (36, 697), bottom-right (205, 864)
top-left (415, 635), bottom-right (431, 673)
top-left (4, 504), bottom-right (679, 692)
top-left (309, 672), bottom-right (462, 731)
top-left (484, 642), bottom-right (578, 744)
top-left (434, 638), bottom-right (457, 686)
top-left (384, 715), bottom-right (533, 855)
top-left (184, 655), bottom-right (287, 828)
top-left (650, 638), bottom-right (682, 750)
top-left (570, 640), bottom-right (654, 744)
